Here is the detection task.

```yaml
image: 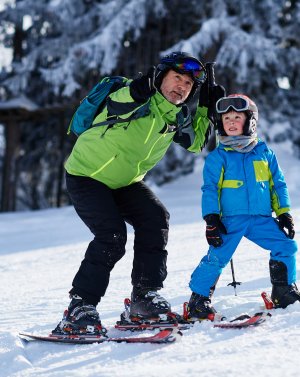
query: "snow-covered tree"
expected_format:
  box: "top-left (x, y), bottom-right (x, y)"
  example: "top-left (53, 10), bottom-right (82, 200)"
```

top-left (0, 0), bottom-right (167, 102)
top-left (0, 0), bottom-right (299, 210)
top-left (2, 0), bottom-right (299, 114)
top-left (167, 0), bottom-right (300, 145)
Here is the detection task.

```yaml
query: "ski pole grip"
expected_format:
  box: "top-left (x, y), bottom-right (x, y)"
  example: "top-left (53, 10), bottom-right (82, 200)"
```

top-left (205, 62), bottom-right (216, 87)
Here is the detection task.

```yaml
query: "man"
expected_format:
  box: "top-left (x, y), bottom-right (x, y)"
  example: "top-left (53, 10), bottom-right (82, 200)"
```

top-left (53, 51), bottom-right (223, 335)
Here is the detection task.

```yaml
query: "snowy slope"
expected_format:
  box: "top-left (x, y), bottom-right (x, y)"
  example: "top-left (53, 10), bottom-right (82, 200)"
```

top-left (0, 141), bottom-right (300, 377)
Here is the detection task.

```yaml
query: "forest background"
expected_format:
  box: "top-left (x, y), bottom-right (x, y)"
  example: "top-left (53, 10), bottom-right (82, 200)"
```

top-left (0, 0), bottom-right (299, 212)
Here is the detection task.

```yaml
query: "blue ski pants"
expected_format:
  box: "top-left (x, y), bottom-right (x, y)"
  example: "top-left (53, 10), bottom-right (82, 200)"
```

top-left (189, 215), bottom-right (298, 296)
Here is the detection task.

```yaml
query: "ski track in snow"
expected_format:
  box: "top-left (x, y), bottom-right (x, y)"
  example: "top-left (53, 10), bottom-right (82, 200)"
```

top-left (0, 144), bottom-right (300, 377)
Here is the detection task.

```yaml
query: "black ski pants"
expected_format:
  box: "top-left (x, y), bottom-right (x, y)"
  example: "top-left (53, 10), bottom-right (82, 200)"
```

top-left (66, 173), bottom-right (170, 305)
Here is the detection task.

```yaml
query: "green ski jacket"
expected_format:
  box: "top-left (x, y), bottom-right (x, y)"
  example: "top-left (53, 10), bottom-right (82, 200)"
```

top-left (65, 86), bottom-right (210, 189)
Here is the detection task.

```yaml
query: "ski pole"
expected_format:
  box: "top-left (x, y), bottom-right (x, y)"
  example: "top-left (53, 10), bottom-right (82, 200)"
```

top-left (205, 62), bottom-right (226, 127)
top-left (227, 259), bottom-right (241, 296)
top-left (205, 62), bottom-right (217, 126)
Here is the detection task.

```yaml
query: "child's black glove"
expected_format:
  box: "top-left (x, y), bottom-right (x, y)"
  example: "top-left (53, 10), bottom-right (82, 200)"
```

top-left (129, 66), bottom-right (157, 103)
top-left (198, 79), bottom-right (226, 120)
top-left (277, 213), bottom-right (295, 239)
top-left (204, 214), bottom-right (227, 247)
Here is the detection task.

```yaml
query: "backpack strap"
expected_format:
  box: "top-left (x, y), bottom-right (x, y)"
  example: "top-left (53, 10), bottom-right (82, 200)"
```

top-left (92, 101), bottom-right (150, 128)
top-left (68, 76), bottom-right (129, 136)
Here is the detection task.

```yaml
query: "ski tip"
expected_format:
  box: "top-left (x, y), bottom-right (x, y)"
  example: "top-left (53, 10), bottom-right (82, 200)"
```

top-left (254, 311), bottom-right (272, 318)
top-left (19, 332), bottom-right (36, 339)
top-left (19, 333), bottom-right (30, 342)
top-left (172, 329), bottom-right (183, 342)
top-left (160, 328), bottom-right (182, 343)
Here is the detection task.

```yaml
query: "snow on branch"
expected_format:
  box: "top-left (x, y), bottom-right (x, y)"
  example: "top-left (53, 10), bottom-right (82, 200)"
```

top-left (41, 0), bottom-right (166, 96)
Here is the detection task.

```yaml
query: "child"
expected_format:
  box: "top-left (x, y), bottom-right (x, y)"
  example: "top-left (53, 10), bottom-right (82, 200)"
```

top-left (188, 94), bottom-right (299, 319)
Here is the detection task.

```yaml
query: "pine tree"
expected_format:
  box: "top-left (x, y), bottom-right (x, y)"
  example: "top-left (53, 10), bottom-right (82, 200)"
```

top-left (167, 0), bottom-right (300, 144)
top-left (0, 0), bottom-right (167, 102)
top-left (0, 0), bottom-right (299, 210)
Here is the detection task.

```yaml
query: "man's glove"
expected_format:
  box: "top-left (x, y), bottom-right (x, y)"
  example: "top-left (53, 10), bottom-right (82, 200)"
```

top-left (198, 79), bottom-right (226, 120)
top-left (129, 66), bottom-right (157, 103)
top-left (204, 214), bottom-right (227, 247)
top-left (277, 213), bottom-right (295, 239)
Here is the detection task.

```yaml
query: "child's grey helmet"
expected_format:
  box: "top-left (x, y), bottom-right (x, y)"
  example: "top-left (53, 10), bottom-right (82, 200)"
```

top-left (215, 94), bottom-right (258, 136)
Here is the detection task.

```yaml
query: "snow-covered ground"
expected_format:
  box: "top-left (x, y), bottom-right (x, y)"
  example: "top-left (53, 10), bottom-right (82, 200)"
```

top-left (0, 141), bottom-right (299, 377)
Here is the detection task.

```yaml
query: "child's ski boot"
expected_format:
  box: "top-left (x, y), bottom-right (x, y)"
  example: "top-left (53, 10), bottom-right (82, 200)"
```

top-left (186, 292), bottom-right (223, 322)
top-left (271, 283), bottom-right (300, 308)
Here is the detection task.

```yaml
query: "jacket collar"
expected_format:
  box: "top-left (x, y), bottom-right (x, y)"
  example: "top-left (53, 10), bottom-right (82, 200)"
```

top-left (152, 91), bottom-right (182, 123)
top-left (219, 138), bottom-right (265, 153)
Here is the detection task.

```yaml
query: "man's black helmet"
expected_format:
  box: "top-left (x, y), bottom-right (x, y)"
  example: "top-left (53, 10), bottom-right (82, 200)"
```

top-left (155, 51), bottom-right (206, 101)
top-left (215, 94), bottom-right (258, 136)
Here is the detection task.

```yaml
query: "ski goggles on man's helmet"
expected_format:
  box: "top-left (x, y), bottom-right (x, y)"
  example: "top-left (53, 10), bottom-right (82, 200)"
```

top-left (172, 58), bottom-right (207, 84)
top-left (161, 56), bottom-right (207, 84)
top-left (216, 96), bottom-right (250, 114)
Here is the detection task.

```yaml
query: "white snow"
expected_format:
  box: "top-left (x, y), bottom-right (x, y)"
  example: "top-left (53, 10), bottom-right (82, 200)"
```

top-left (0, 141), bottom-right (299, 377)
top-left (0, 96), bottom-right (39, 111)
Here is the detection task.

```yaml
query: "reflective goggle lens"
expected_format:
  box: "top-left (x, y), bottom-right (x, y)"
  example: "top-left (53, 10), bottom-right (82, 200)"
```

top-left (216, 97), bottom-right (249, 113)
top-left (173, 59), bottom-right (206, 82)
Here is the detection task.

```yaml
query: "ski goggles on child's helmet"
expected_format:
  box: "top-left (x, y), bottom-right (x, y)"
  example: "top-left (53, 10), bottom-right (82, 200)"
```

top-left (216, 96), bottom-right (250, 114)
top-left (160, 53), bottom-right (207, 84)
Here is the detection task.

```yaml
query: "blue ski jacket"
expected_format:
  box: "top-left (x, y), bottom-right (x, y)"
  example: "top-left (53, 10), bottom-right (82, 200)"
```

top-left (202, 140), bottom-right (291, 218)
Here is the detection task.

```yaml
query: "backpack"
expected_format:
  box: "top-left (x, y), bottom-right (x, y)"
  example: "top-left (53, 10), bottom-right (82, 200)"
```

top-left (68, 76), bottom-right (150, 136)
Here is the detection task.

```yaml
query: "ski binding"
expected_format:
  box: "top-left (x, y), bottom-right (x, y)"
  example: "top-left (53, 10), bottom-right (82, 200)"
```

top-left (115, 298), bottom-right (183, 331)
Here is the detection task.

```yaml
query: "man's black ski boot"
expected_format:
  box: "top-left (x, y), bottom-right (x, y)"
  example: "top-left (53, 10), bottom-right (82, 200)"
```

top-left (269, 260), bottom-right (300, 308)
top-left (271, 284), bottom-right (300, 309)
top-left (187, 292), bottom-right (217, 321)
top-left (130, 287), bottom-right (171, 319)
top-left (52, 294), bottom-right (107, 336)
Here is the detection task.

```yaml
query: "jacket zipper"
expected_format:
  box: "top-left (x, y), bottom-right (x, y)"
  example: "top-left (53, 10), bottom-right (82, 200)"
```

top-left (90, 155), bottom-right (117, 177)
top-left (128, 127), bottom-right (168, 185)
